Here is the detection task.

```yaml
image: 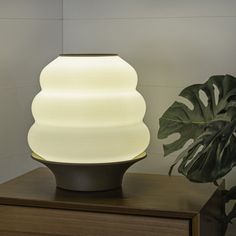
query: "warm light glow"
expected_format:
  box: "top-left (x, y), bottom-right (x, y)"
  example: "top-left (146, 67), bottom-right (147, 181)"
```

top-left (28, 55), bottom-right (150, 163)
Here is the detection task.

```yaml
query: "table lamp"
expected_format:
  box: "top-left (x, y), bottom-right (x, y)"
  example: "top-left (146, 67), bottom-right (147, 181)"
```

top-left (28, 54), bottom-right (150, 191)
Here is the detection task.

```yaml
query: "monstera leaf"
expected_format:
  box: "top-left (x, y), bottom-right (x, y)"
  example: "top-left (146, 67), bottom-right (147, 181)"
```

top-left (221, 186), bottom-right (236, 233)
top-left (158, 74), bottom-right (236, 182)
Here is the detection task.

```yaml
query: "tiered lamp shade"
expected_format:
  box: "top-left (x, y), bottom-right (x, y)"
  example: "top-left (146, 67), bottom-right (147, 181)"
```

top-left (28, 54), bottom-right (150, 164)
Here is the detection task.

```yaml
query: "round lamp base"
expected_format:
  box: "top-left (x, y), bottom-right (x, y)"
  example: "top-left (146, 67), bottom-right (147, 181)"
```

top-left (31, 153), bottom-right (146, 191)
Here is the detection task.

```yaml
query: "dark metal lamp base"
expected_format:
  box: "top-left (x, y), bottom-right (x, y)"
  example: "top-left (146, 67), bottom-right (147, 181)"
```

top-left (31, 152), bottom-right (146, 192)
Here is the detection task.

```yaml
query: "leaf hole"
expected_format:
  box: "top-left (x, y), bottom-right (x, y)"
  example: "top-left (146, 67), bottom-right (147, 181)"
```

top-left (161, 133), bottom-right (181, 145)
top-left (213, 84), bottom-right (220, 105)
top-left (185, 145), bottom-right (204, 167)
top-left (233, 132), bottom-right (236, 138)
top-left (177, 97), bottom-right (194, 110)
top-left (199, 89), bottom-right (208, 107)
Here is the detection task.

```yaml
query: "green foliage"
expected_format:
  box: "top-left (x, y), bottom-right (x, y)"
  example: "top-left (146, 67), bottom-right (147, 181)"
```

top-left (158, 74), bottom-right (236, 233)
top-left (158, 74), bottom-right (236, 183)
top-left (222, 186), bottom-right (236, 230)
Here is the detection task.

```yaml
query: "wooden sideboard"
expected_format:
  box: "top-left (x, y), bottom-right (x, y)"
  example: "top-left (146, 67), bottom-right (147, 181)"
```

top-left (0, 168), bottom-right (224, 236)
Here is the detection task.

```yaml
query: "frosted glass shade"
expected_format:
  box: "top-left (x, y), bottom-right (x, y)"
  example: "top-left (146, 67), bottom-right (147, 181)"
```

top-left (28, 54), bottom-right (150, 163)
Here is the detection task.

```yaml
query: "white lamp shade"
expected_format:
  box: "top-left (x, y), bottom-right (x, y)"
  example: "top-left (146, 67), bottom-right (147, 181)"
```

top-left (28, 54), bottom-right (150, 163)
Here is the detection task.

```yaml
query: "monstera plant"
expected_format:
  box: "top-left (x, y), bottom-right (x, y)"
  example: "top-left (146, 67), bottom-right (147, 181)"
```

top-left (158, 74), bottom-right (236, 234)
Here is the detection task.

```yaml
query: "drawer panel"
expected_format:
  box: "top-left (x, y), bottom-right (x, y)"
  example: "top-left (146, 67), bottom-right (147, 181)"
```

top-left (0, 205), bottom-right (189, 236)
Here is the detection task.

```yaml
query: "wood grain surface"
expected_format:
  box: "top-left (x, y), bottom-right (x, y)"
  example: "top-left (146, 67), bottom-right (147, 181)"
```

top-left (0, 168), bottom-right (225, 236)
top-left (0, 167), bottom-right (222, 219)
top-left (0, 205), bottom-right (189, 236)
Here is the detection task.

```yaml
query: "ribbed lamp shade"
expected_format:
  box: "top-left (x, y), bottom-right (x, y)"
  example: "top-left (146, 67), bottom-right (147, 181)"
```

top-left (28, 54), bottom-right (150, 164)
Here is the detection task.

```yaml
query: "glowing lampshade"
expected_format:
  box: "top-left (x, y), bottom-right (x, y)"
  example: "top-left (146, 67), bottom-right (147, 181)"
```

top-left (28, 54), bottom-right (150, 191)
top-left (28, 54), bottom-right (150, 164)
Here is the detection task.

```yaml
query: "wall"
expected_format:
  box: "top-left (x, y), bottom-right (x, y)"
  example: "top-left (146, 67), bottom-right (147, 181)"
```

top-left (0, 0), bottom-right (62, 183)
top-left (0, 1), bottom-right (234, 233)
top-left (0, 0), bottom-right (235, 183)
top-left (63, 0), bottom-right (236, 180)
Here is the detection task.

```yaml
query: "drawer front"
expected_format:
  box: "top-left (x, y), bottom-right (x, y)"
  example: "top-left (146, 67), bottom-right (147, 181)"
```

top-left (0, 205), bottom-right (189, 236)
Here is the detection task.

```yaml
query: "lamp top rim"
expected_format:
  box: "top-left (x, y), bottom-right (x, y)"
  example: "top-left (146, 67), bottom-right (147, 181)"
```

top-left (60, 54), bottom-right (118, 57)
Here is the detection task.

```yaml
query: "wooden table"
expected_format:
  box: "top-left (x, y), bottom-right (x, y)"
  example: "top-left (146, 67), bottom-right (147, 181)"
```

top-left (0, 168), bottom-right (224, 236)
